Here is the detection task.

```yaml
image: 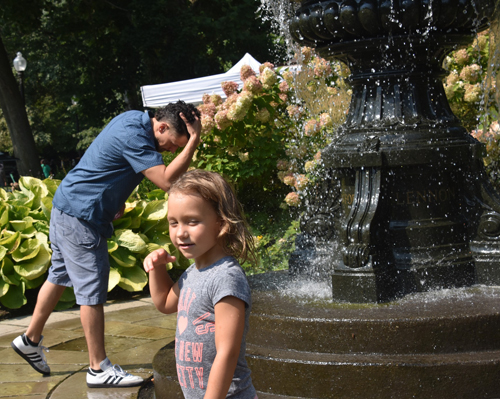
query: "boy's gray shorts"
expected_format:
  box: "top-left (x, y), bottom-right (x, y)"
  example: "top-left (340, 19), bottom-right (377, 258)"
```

top-left (48, 208), bottom-right (109, 306)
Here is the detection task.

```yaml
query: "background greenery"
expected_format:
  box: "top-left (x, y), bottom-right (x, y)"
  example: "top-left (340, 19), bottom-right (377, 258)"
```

top-left (0, 0), bottom-right (499, 312)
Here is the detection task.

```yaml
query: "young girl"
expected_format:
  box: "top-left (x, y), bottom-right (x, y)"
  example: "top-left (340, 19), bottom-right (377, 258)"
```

top-left (143, 169), bottom-right (258, 399)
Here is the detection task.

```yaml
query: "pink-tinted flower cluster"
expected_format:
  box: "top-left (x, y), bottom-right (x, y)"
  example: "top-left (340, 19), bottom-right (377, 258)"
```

top-left (240, 65), bottom-right (256, 81)
top-left (285, 192), bottom-right (301, 207)
top-left (243, 75), bottom-right (263, 94)
top-left (259, 62), bottom-right (275, 74)
top-left (294, 174), bottom-right (309, 191)
top-left (459, 64), bottom-right (481, 83)
top-left (454, 49), bottom-right (470, 66)
top-left (221, 81), bottom-right (239, 97)
top-left (319, 113), bottom-right (333, 128)
top-left (260, 67), bottom-right (278, 90)
top-left (304, 119), bottom-right (320, 136)
top-left (255, 108), bottom-right (270, 123)
top-left (472, 121), bottom-right (500, 142)
top-left (277, 159), bottom-right (290, 171)
top-left (287, 105), bottom-right (302, 120)
top-left (283, 175), bottom-right (296, 186)
top-left (227, 91), bottom-right (254, 122)
top-left (463, 83), bottom-right (482, 103)
top-left (313, 57), bottom-right (332, 78)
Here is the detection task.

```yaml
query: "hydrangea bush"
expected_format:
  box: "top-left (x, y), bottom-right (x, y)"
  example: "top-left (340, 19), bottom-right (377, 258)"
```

top-left (443, 29), bottom-right (500, 188)
top-left (195, 47), bottom-right (351, 209)
top-left (194, 47), bottom-right (351, 271)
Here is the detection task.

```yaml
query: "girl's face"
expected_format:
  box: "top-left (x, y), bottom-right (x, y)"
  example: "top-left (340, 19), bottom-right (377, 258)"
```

top-left (167, 192), bottom-right (226, 269)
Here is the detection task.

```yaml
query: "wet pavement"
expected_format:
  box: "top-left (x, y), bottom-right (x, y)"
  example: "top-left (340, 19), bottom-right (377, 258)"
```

top-left (0, 295), bottom-right (176, 399)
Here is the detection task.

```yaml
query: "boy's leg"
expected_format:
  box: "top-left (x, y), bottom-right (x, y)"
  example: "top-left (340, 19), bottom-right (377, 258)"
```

top-left (80, 303), bottom-right (106, 370)
top-left (26, 281), bottom-right (66, 343)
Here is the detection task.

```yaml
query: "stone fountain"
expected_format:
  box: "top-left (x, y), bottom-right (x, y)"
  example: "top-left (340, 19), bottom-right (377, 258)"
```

top-left (151, 0), bottom-right (500, 397)
top-left (288, 0), bottom-right (500, 303)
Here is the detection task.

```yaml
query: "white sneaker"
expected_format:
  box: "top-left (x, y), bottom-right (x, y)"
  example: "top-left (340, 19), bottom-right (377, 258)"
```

top-left (86, 357), bottom-right (144, 388)
top-left (11, 334), bottom-right (50, 375)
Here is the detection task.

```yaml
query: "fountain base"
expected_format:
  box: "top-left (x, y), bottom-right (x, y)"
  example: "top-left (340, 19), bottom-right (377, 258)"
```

top-left (152, 272), bottom-right (500, 399)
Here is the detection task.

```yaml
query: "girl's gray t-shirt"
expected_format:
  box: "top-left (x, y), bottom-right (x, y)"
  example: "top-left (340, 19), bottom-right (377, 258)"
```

top-left (175, 256), bottom-right (256, 399)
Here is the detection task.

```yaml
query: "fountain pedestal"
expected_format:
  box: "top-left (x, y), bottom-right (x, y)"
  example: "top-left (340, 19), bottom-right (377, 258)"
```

top-left (151, 273), bottom-right (500, 399)
top-left (288, 0), bottom-right (500, 302)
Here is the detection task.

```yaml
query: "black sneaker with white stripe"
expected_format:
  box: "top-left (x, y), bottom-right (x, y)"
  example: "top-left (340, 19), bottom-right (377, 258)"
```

top-left (11, 334), bottom-right (50, 375)
top-left (86, 357), bottom-right (143, 388)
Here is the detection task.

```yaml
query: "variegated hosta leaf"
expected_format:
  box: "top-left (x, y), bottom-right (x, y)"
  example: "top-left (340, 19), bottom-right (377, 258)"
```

top-left (12, 238), bottom-right (40, 262)
top-left (0, 204), bottom-right (9, 228)
top-left (110, 246), bottom-right (137, 267)
top-left (0, 279), bottom-right (9, 297)
top-left (107, 240), bottom-right (119, 253)
top-left (13, 245), bottom-right (51, 280)
top-left (118, 265), bottom-right (148, 292)
top-left (108, 267), bottom-right (121, 292)
top-left (1, 257), bottom-right (21, 286)
top-left (114, 229), bottom-right (147, 253)
top-left (0, 231), bottom-right (21, 254)
top-left (0, 282), bottom-right (26, 309)
top-left (10, 216), bottom-right (34, 233)
top-left (142, 200), bottom-right (168, 221)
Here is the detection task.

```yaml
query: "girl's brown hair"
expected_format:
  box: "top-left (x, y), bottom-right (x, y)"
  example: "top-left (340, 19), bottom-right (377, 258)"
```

top-left (169, 169), bottom-right (258, 265)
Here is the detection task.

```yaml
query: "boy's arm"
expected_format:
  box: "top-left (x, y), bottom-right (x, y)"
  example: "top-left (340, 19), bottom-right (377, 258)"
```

top-left (204, 296), bottom-right (246, 399)
top-left (143, 248), bottom-right (180, 314)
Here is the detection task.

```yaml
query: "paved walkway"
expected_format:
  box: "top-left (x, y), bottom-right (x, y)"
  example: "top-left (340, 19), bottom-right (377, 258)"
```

top-left (0, 295), bottom-right (176, 399)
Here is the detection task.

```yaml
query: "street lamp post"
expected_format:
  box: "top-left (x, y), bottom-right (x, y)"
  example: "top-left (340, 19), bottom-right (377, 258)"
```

top-left (13, 52), bottom-right (27, 103)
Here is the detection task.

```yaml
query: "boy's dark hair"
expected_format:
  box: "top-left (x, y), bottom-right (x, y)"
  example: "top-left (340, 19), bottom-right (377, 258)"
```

top-left (154, 101), bottom-right (201, 139)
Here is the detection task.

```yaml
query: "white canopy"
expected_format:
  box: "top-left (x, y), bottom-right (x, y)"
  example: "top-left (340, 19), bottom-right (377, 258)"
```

top-left (141, 53), bottom-right (262, 108)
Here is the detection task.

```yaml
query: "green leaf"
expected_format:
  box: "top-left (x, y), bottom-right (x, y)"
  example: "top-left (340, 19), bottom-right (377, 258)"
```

top-left (13, 245), bottom-right (51, 280)
top-left (40, 197), bottom-right (53, 220)
top-left (114, 229), bottom-right (147, 253)
top-left (0, 204), bottom-right (9, 228)
top-left (12, 238), bottom-right (40, 262)
top-left (34, 221), bottom-right (50, 236)
top-left (20, 273), bottom-right (46, 289)
top-left (123, 200), bottom-right (146, 218)
top-left (59, 287), bottom-right (76, 302)
top-left (19, 176), bottom-right (48, 198)
top-left (110, 246), bottom-right (137, 267)
top-left (54, 287), bottom-right (76, 311)
top-left (0, 231), bottom-right (20, 254)
top-left (1, 257), bottom-right (21, 286)
top-left (43, 179), bottom-right (60, 197)
top-left (112, 217), bottom-right (132, 229)
top-left (10, 205), bottom-right (30, 221)
top-left (142, 200), bottom-right (168, 221)
top-left (10, 216), bottom-right (34, 233)
top-left (129, 216), bottom-right (142, 229)
top-left (0, 282), bottom-right (26, 309)
top-left (141, 218), bottom-right (169, 237)
top-left (0, 279), bottom-right (9, 297)
top-left (108, 267), bottom-right (121, 292)
top-left (0, 246), bottom-right (6, 262)
top-left (107, 240), bottom-right (119, 253)
top-left (146, 189), bottom-right (167, 201)
top-left (20, 226), bottom-right (37, 239)
top-left (118, 265), bottom-right (148, 292)
top-left (0, 188), bottom-right (8, 201)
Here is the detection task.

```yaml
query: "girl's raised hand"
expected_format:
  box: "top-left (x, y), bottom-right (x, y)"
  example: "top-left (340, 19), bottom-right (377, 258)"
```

top-left (143, 248), bottom-right (176, 273)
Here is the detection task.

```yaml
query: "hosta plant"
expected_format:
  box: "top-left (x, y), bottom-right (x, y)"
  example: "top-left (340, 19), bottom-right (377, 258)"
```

top-left (0, 178), bottom-right (189, 310)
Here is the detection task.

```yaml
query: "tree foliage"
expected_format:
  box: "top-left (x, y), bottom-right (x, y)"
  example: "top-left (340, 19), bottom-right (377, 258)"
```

top-left (0, 0), bottom-right (280, 158)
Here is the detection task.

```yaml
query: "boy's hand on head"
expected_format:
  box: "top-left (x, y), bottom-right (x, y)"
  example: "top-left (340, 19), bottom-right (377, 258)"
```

top-left (179, 112), bottom-right (201, 145)
top-left (143, 248), bottom-right (176, 273)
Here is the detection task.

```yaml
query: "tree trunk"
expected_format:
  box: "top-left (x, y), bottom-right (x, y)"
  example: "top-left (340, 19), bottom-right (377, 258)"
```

top-left (0, 35), bottom-right (41, 177)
